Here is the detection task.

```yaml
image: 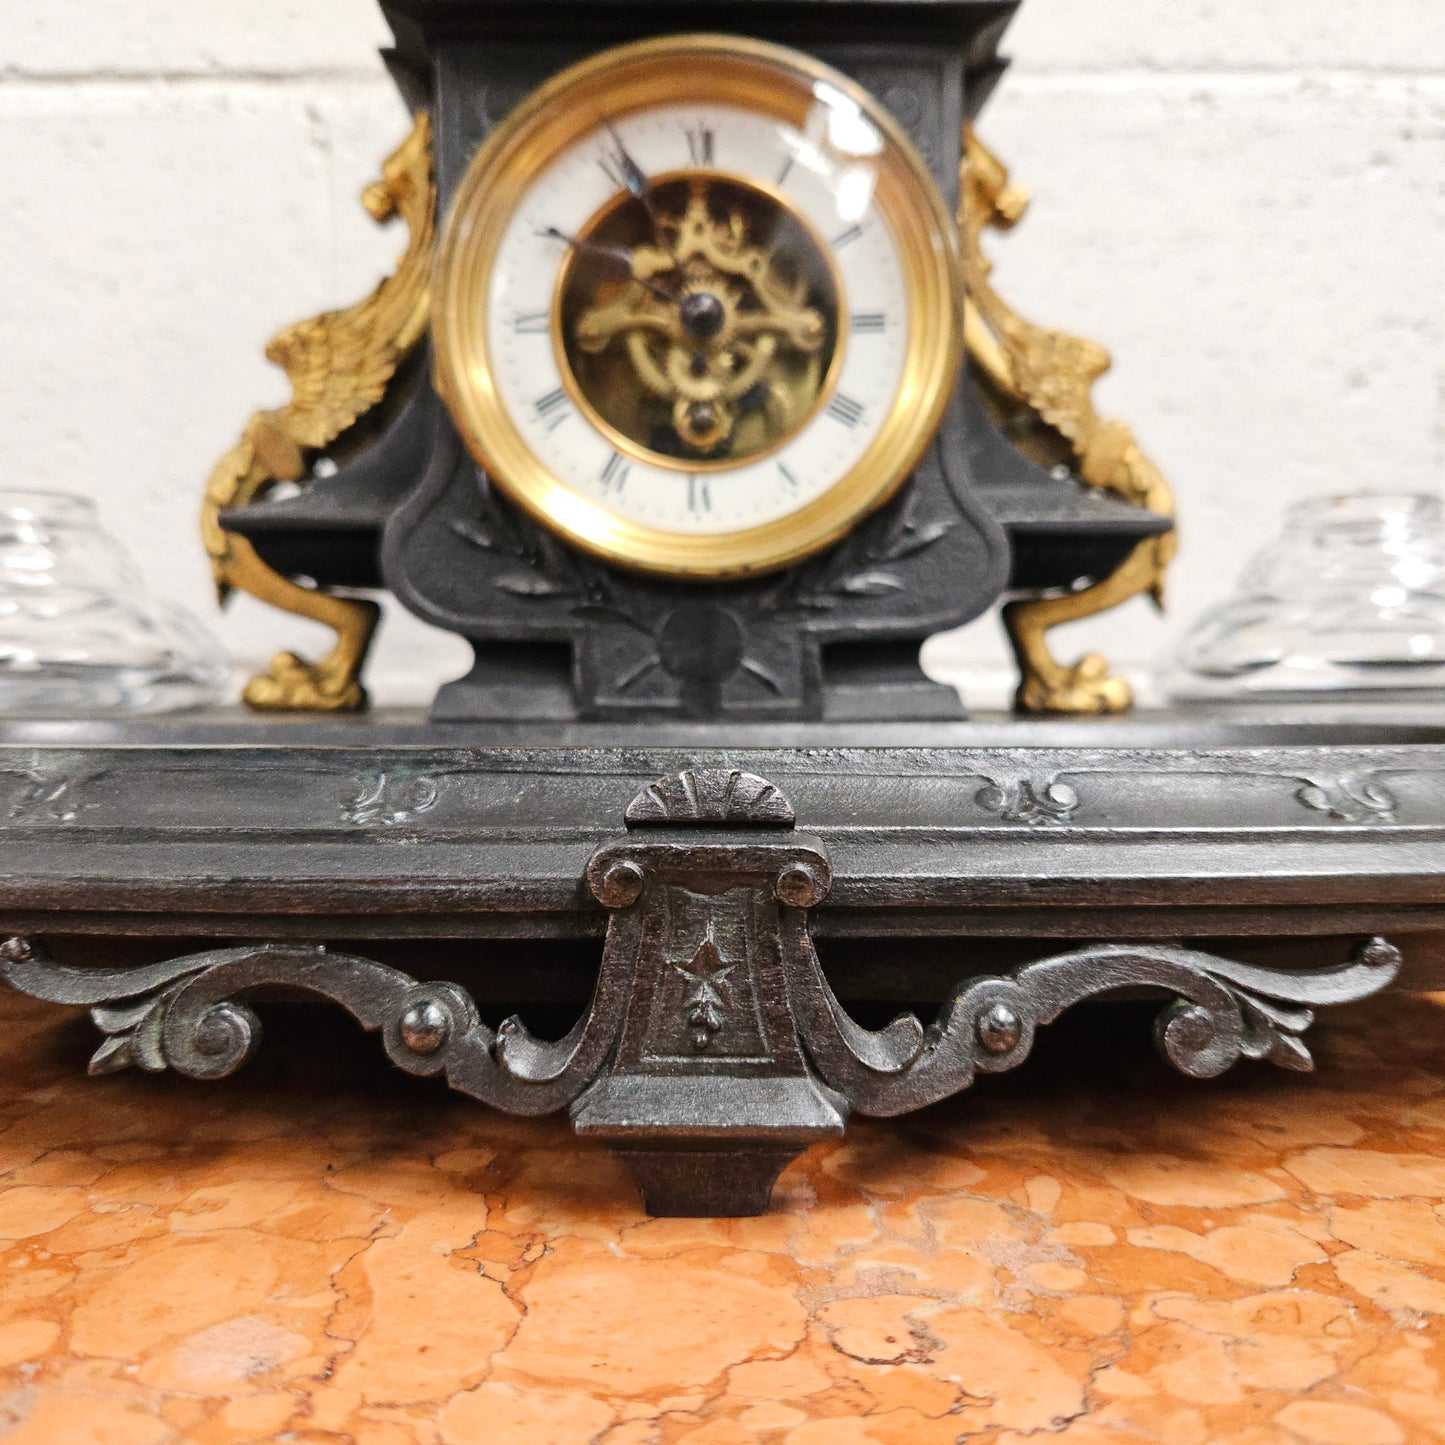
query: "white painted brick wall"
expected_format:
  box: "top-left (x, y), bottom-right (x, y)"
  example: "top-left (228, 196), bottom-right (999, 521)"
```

top-left (3, 2), bottom-right (1442, 707)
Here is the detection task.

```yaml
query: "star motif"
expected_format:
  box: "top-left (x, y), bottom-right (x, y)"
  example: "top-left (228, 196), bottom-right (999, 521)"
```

top-left (670, 927), bottom-right (737, 1050)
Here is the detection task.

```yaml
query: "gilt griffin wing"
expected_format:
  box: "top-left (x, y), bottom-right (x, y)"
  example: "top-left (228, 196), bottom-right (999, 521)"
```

top-left (993, 319), bottom-right (1112, 449)
top-left (960, 127), bottom-right (1170, 511)
top-left (267, 287), bottom-right (415, 453)
top-left (268, 116), bottom-right (434, 453)
top-left (200, 110), bottom-right (435, 615)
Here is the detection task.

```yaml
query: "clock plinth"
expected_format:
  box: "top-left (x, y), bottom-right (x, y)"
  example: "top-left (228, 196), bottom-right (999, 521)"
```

top-left (217, 0), bottom-right (1173, 720)
top-left (386, 400), bottom-right (1013, 721)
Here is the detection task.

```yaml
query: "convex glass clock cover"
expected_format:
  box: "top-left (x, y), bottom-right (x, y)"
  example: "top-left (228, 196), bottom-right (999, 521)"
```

top-left (432, 35), bottom-right (964, 578)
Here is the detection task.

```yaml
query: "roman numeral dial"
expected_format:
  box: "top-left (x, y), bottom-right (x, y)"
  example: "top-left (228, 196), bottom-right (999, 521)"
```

top-left (435, 36), bottom-right (962, 578)
top-left (600, 452), bottom-right (630, 492)
top-left (686, 125), bottom-right (716, 166)
top-left (533, 389), bottom-right (572, 431)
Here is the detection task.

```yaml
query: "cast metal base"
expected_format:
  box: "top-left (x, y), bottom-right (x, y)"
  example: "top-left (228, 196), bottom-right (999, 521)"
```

top-left (0, 711), bottom-right (1441, 1216)
top-left (0, 710), bottom-right (1439, 1219)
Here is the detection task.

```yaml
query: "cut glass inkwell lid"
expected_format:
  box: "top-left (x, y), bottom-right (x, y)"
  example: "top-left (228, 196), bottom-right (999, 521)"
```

top-left (0, 491), bottom-right (227, 717)
top-left (1166, 492), bottom-right (1445, 701)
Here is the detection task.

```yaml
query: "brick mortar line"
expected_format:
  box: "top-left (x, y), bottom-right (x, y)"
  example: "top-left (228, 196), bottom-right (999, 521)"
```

top-left (0, 68), bottom-right (392, 86)
top-left (0, 65), bottom-right (1442, 88)
top-left (1008, 67), bottom-right (1445, 90)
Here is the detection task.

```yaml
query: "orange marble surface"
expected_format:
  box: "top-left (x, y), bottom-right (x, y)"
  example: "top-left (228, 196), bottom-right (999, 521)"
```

top-left (1, 987), bottom-right (1443, 1444)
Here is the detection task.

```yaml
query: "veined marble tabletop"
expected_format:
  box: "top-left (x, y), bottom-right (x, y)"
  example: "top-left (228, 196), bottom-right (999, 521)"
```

top-left (0, 983), bottom-right (1441, 1443)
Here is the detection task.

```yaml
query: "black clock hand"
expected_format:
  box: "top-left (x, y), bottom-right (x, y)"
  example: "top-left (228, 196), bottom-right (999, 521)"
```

top-left (603, 122), bottom-right (668, 239)
top-left (540, 226), bottom-right (678, 303)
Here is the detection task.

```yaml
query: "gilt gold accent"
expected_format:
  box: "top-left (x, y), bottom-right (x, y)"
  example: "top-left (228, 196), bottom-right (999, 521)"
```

top-left (961, 128), bottom-right (1177, 715)
top-left (433, 34), bottom-right (963, 580)
top-left (201, 112), bottom-right (436, 711)
top-left (559, 174), bottom-right (841, 468)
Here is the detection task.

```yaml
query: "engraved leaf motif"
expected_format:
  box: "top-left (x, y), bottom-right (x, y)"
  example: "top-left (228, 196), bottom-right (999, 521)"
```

top-left (740, 659), bottom-right (784, 695)
top-left (1235, 992), bottom-right (1318, 1073)
top-left (87, 1035), bottom-right (139, 1076)
top-left (341, 772), bottom-right (440, 827)
top-left (6, 773), bottom-right (87, 823)
top-left (776, 489), bottom-right (953, 612)
top-left (571, 602), bottom-right (655, 635)
top-left (449, 517), bottom-right (495, 551)
top-left (494, 573), bottom-right (576, 598)
top-left (1264, 1030), bottom-right (1315, 1073)
top-left (836, 571), bottom-right (906, 596)
top-left (672, 929), bottom-right (738, 1053)
top-left (88, 992), bottom-right (172, 1075)
top-left (879, 518), bottom-right (955, 562)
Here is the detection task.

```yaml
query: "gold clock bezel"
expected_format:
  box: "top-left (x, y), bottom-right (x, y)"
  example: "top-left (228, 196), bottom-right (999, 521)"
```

top-left (432, 33), bottom-right (965, 580)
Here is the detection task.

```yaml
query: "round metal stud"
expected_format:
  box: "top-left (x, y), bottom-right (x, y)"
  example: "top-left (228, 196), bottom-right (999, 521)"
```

top-left (399, 999), bottom-right (450, 1055)
top-left (679, 291), bottom-right (726, 339)
top-left (776, 863), bottom-right (823, 908)
top-left (1359, 936), bottom-right (1402, 971)
top-left (1160, 1000), bottom-right (1214, 1055)
top-left (180, 1001), bottom-right (262, 1079)
top-left (976, 1001), bottom-right (1023, 1055)
top-left (194, 1008), bottom-right (237, 1057)
top-left (1154, 998), bottom-right (1233, 1079)
top-left (597, 859), bottom-right (645, 908)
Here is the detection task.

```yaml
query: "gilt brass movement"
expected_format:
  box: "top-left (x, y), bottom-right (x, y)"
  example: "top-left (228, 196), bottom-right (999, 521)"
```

top-left (558, 176), bottom-right (840, 468)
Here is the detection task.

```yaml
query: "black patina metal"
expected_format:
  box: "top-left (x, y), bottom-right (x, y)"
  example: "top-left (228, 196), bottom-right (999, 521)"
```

top-left (1, 715), bottom-right (1441, 1216)
top-left (220, 0), bottom-right (1170, 721)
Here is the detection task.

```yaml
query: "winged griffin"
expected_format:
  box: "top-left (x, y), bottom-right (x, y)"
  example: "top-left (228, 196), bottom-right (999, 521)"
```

top-left (200, 113), bottom-right (434, 710)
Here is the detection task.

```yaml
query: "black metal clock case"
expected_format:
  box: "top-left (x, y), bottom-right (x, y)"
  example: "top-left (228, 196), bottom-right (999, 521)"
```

top-left (224, 0), bottom-right (1168, 721)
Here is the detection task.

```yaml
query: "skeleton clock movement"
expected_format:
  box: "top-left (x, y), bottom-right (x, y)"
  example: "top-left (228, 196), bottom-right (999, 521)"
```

top-left (210, 0), bottom-right (1175, 721)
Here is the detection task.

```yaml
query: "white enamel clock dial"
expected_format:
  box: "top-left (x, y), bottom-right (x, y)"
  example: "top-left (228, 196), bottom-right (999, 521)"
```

top-left (433, 35), bottom-right (964, 578)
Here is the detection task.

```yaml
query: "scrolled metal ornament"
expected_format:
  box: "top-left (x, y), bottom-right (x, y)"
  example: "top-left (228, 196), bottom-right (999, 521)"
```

top-left (0, 939), bottom-right (608, 1116)
top-left (791, 936), bottom-right (1402, 1116)
top-left (0, 769), bottom-right (1405, 1219)
top-left (1295, 774), bottom-right (1399, 824)
top-left (974, 775), bottom-right (1080, 826)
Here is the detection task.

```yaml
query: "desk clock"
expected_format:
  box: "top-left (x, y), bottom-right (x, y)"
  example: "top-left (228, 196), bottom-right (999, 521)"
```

top-left (206, 0), bottom-right (1174, 721)
top-left (6, 2), bottom-right (1436, 1220)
